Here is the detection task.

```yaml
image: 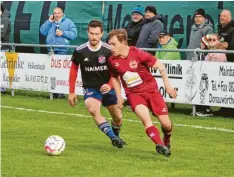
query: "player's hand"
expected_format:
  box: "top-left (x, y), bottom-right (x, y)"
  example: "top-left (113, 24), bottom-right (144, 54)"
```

top-left (49, 15), bottom-right (55, 23)
top-left (56, 29), bottom-right (63, 36)
top-left (68, 93), bottom-right (78, 107)
top-left (165, 85), bottom-right (177, 99)
top-left (117, 96), bottom-right (124, 109)
top-left (100, 84), bottom-right (111, 94)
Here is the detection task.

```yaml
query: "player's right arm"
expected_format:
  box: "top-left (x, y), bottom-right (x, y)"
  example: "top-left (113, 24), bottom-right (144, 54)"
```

top-left (112, 76), bottom-right (124, 109)
top-left (108, 59), bottom-right (124, 109)
top-left (68, 50), bottom-right (79, 107)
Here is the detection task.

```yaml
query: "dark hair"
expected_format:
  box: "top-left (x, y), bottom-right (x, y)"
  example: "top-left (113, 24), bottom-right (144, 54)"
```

top-left (88, 20), bottom-right (103, 32)
top-left (108, 28), bottom-right (128, 44)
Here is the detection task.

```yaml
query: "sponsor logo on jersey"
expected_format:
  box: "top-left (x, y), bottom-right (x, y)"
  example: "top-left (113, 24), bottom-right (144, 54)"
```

top-left (115, 62), bottom-right (119, 68)
top-left (85, 65), bottom-right (108, 72)
top-left (98, 56), bottom-right (106, 64)
top-left (129, 60), bottom-right (138, 69)
top-left (84, 57), bottom-right (89, 62)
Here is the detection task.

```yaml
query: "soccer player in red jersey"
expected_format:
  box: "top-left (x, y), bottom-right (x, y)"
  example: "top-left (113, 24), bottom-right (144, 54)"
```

top-left (107, 29), bottom-right (177, 157)
top-left (68, 21), bottom-right (126, 148)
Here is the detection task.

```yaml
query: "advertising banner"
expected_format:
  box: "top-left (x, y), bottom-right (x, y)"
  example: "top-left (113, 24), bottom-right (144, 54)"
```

top-left (0, 52), bottom-right (49, 92)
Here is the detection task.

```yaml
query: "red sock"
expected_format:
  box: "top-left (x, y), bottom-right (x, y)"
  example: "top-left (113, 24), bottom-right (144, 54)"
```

top-left (161, 126), bottom-right (173, 146)
top-left (146, 126), bottom-right (164, 145)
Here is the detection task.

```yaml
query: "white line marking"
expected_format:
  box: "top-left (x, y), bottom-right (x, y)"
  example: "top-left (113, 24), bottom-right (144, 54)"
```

top-left (1, 105), bottom-right (234, 133)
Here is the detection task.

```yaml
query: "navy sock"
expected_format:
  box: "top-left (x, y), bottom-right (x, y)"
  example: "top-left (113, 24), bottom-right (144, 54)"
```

top-left (98, 121), bottom-right (116, 139)
top-left (111, 121), bottom-right (122, 137)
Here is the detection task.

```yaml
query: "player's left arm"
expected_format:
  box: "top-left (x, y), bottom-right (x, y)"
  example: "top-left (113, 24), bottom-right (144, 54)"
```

top-left (100, 51), bottom-right (114, 94)
top-left (100, 78), bottom-right (113, 94)
top-left (151, 60), bottom-right (177, 99)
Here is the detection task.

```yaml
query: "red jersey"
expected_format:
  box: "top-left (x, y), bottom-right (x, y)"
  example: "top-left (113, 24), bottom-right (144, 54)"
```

top-left (108, 47), bottom-right (158, 95)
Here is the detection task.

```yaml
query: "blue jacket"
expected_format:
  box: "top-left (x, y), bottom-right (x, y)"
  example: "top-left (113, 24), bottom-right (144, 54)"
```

top-left (40, 15), bottom-right (77, 54)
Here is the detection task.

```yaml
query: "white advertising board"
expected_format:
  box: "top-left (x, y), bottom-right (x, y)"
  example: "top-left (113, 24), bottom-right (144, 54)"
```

top-left (1, 52), bottom-right (233, 108)
top-left (49, 54), bottom-right (83, 94)
top-left (0, 52), bottom-right (49, 92)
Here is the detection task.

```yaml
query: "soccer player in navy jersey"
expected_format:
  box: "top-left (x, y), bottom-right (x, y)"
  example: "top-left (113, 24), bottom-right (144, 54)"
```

top-left (108, 28), bottom-right (177, 157)
top-left (68, 20), bottom-right (126, 148)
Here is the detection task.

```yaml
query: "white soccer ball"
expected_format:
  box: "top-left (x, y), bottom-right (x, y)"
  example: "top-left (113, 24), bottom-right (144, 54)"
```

top-left (44, 135), bottom-right (65, 156)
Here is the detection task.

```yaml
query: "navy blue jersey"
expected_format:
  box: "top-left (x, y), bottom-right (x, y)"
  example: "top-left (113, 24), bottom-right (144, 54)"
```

top-left (71, 41), bottom-right (112, 88)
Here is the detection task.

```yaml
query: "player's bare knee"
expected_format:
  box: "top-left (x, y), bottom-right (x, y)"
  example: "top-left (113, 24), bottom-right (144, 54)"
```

top-left (87, 107), bottom-right (98, 116)
top-left (161, 123), bottom-right (172, 130)
top-left (112, 114), bottom-right (122, 123)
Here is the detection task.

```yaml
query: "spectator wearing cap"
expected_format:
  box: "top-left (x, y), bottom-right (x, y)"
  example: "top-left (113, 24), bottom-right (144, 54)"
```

top-left (218, 9), bottom-right (234, 62)
top-left (186, 8), bottom-right (213, 60)
top-left (125, 5), bottom-right (145, 46)
top-left (136, 5), bottom-right (163, 55)
top-left (199, 34), bottom-right (210, 60)
top-left (155, 30), bottom-right (181, 60)
top-left (195, 34), bottom-right (228, 117)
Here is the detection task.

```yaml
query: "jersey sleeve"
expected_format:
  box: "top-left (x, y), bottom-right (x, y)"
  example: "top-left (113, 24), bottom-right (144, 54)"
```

top-left (139, 49), bottom-right (157, 67)
top-left (71, 49), bottom-right (80, 66)
top-left (69, 61), bottom-right (78, 94)
top-left (108, 58), bottom-right (119, 78)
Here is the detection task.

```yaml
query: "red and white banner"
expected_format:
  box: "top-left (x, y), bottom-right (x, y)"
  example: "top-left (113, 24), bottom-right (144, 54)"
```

top-left (49, 54), bottom-right (83, 94)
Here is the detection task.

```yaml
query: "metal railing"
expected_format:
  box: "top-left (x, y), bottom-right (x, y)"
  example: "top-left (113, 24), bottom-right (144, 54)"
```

top-left (1, 42), bottom-right (234, 117)
top-left (2, 42), bottom-right (234, 54)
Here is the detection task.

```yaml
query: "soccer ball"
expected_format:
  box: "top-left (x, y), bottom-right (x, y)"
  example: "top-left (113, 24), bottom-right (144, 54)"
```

top-left (44, 135), bottom-right (65, 156)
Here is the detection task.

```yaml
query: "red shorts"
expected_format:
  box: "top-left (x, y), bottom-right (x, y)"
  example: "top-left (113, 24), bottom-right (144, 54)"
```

top-left (127, 90), bottom-right (168, 116)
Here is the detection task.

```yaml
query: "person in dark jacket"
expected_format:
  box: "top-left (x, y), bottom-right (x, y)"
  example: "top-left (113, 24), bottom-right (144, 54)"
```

top-left (215, 10), bottom-right (234, 118)
top-left (1, 4), bottom-right (11, 94)
top-left (0, 4), bottom-right (11, 51)
top-left (186, 8), bottom-right (213, 60)
top-left (218, 9), bottom-right (234, 62)
top-left (136, 5), bottom-right (163, 55)
top-left (125, 5), bottom-right (144, 46)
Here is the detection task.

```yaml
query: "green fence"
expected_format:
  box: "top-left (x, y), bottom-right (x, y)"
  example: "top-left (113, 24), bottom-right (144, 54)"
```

top-left (2, 1), bottom-right (234, 53)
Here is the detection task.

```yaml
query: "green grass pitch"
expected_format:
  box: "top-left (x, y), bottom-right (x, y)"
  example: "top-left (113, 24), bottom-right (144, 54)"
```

top-left (1, 93), bottom-right (234, 177)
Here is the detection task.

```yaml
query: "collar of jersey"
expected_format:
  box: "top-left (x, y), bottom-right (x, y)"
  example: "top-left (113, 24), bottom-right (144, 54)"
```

top-left (87, 41), bottom-right (102, 52)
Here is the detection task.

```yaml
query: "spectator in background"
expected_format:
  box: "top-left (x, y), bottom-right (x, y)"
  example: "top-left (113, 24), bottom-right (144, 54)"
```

top-left (0, 4), bottom-right (11, 51)
top-left (186, 8), bottom-right (213, 60)
top-left (1, 4), bottom-right (10, 18)
top-left (125, 5), bottom-right (144, 46)
top-left (216, 10), bottom-right (234, 118)
top-left (155, 30), bottom-right (181, 60)
top-left (155, 30), bottom-right (180, 110)
top-left (136, 5), bottom-right (163, 55)
top-left (1, 4), bottom-right (11, 94)
top-left (204, 33), bottom-right (228, 62)
top-left (40, 7), bottom-right (77, 99)
top-left (218, 9), bottom-right (234, 62)
top-left (195, 34), bottom-right (228, 117)
top-left (40, 7), bottom-right (77, 55)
